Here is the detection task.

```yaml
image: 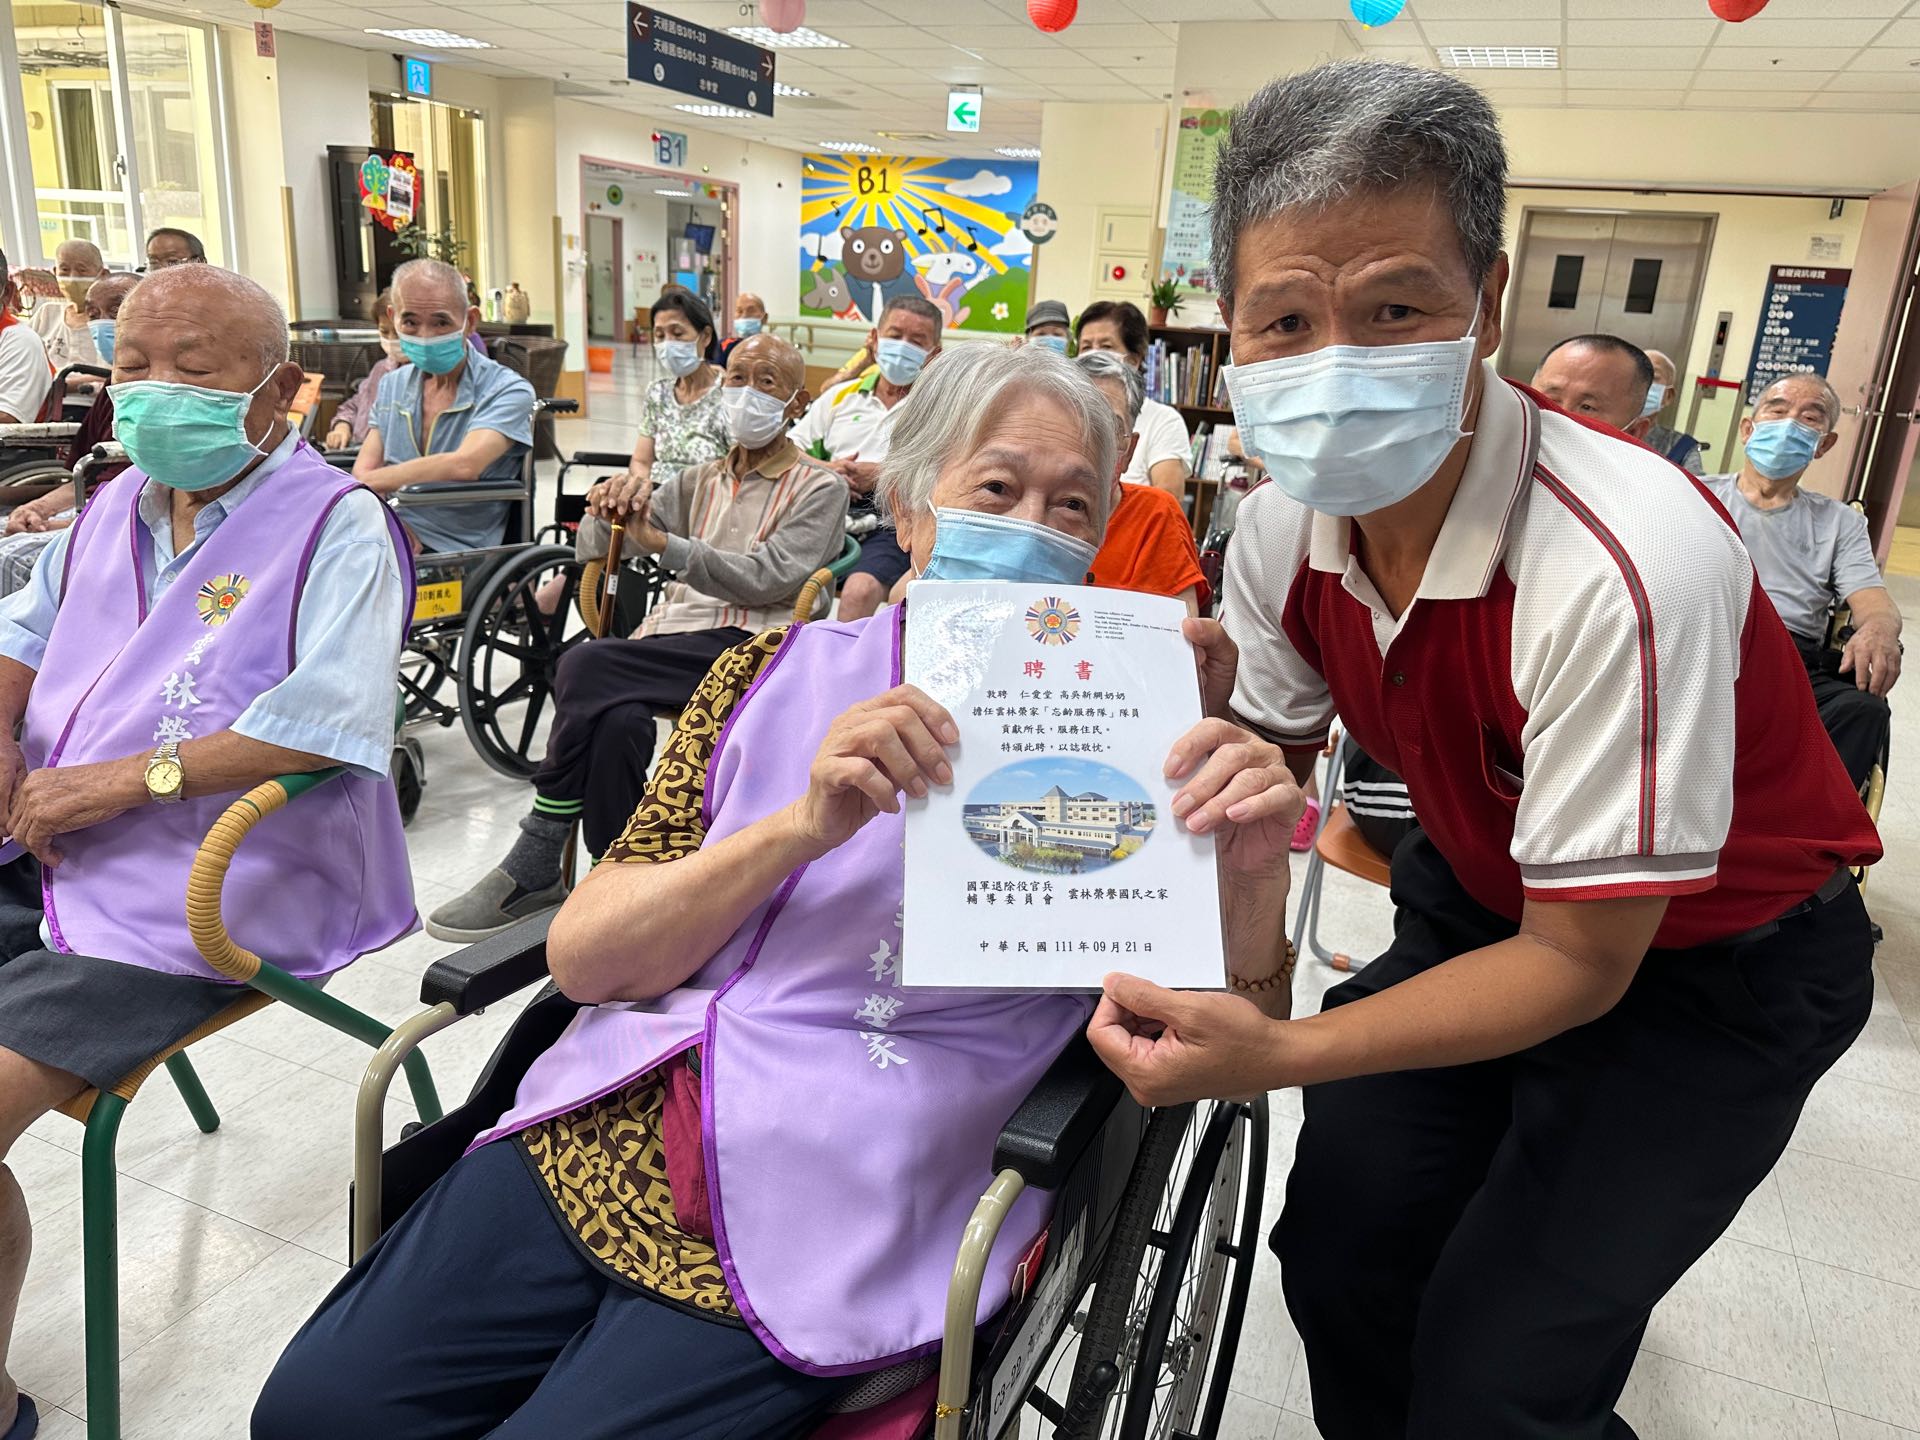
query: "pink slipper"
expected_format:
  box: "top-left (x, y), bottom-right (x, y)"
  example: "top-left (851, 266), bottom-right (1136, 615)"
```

top-left (1290, 797), bottom-right (1321, 853)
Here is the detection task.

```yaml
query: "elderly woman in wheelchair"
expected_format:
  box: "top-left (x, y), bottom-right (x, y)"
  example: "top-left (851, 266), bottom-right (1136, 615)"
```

top-left (255, 344), bottom-right (1300, 1440)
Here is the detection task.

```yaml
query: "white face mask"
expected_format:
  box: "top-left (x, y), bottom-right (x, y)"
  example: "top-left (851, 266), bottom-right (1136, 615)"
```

top-left (720, 385), bottom-right (794, 449)
top-left (1223, 312), bottom-right (1481, 518)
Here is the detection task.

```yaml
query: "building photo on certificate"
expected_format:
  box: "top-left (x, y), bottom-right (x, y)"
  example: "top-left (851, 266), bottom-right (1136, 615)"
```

top-left (961, 756), bottom-right (1157, 875)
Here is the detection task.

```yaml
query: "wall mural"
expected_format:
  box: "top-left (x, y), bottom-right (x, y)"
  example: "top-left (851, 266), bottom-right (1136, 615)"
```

top-left (799, 153), bottom-right (1042, 335)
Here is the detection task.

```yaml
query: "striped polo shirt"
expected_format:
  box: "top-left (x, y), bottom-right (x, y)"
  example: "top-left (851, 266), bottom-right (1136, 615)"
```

top-left (1224, 366), bottom-right (1879, 949)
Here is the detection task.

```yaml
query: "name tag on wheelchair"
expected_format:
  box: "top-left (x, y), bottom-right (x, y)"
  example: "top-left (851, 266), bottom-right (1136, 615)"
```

top-left (411, 579), bottom-right (463, 624)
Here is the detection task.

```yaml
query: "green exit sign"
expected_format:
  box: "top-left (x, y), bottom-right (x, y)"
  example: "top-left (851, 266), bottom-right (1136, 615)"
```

top-left (947, 88), bottom-right (982, 133)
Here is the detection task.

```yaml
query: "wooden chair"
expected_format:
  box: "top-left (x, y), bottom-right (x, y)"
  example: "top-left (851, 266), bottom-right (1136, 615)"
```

top-left (1288, 734), bottom-right (1394, 973)
top-left (58, 769), bottom-right (444, 1440)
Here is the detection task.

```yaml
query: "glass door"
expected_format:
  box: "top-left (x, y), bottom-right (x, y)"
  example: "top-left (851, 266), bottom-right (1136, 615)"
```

top-left (370, 93), bottom-right (490, 287)
top-left (8, 1), bottom-right (136, 262)
top-left (118, 9), bottom-right (227, 261)
top-left (0, 1), bottom-right (228, 269)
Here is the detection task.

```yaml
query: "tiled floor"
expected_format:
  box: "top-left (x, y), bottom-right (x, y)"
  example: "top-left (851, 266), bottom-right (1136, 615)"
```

top-left (11, 355), bottom-right (1920, 1436)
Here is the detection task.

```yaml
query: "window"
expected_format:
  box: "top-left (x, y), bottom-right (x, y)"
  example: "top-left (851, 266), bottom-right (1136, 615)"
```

top-left (370, 93), bottom-right (489, 284)
top-left (2, 1), bottom-right (228, 267)
top-left (1624, 257), bottom-right (1662, 315)
top-left (1547, 254), bottom-right (1584, 311)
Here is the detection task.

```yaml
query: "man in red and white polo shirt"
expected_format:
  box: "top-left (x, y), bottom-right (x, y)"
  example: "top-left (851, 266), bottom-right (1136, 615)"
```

top-left (1086, 59), bottom-right (1880, 1439)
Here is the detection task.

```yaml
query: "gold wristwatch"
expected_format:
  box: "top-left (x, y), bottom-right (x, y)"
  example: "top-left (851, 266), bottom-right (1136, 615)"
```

top-left (144, 740), bottom-right (185, 804)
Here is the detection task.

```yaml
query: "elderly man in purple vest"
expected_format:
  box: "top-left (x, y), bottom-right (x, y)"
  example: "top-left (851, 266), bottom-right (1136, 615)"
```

top-left (253, 344), bottom-right (1303, 1439)
top-left (0, 264), bottom-right (414, 1440)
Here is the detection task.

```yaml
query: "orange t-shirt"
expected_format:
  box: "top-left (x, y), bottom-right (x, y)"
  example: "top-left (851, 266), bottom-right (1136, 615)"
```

top-left (1090, 482), bottom-right (1208, 610)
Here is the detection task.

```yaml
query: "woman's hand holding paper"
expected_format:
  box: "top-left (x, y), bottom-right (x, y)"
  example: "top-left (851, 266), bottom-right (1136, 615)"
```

top-left (788, 684), bottom-right (959, 858)
top-left (1184, 617), bottom-right (1240, 720)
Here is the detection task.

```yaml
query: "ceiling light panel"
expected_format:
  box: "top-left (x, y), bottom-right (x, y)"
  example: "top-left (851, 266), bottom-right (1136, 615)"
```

top-left (774, 82), bottom-right (812, 97)
top-left (816, 140), bottom-right (877, 152)
top-left (672, 103), bottom-right (753, 118)
top-left (1439, 46), bottom-right (1559, 69)
top-left (365, 27), bottom-right (493, 49)
top-left (726, 26), bottom-right (848, 49)
top-left (995, 146), bottom-right (1042, 159)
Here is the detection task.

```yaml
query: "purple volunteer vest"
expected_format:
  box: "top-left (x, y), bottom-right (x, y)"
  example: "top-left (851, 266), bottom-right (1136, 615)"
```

top-left (475, 607), bottom-right (1094, 1374)
top-left (18, 444), bottom-right (418, 981)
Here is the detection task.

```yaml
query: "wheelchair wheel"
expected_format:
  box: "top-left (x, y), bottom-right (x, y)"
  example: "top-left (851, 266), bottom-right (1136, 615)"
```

top-left (1122, 1098), bottom-right (1265, 1439)
top-left (457, 544), bottom-right (589, 779)
top-left (1051, 1099), bottom-right (1265, 1440)
top-left (390, 734), bottom-right (426, 826)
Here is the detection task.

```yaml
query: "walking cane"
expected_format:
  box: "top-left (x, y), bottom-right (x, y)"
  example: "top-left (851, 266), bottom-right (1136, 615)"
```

top-left (599, 514), bottom-right (626, 638)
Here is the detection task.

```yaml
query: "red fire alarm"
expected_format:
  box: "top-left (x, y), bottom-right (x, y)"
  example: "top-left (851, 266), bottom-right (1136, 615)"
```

top-left (1111, 264), bottom-right (1127, 281)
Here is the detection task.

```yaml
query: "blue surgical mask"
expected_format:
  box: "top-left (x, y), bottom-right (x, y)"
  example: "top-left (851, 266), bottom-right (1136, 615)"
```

top-left (875, 337), bottom-right (930, 387)
top-left (919, 507), bottom-right (1098, 585)
top-left (87, 318), bottom-right (115, 365)
top-left (1745, 417), bottom-right (1822, 481)
top-left (1640, 380), bottom-right (1668, 419)
top-left (732, 317), bottom-right (763, 338)
top-left (1031, 334), bottom-right (1069, 356)
top-left (659, 339), bottom-right (704, 377)
top-left (1224, 317), bottom-right (1480, 517)
top-left (109, 372), bottom-right (276, 491)
top-left (399, 330), bottom-right (469, 376)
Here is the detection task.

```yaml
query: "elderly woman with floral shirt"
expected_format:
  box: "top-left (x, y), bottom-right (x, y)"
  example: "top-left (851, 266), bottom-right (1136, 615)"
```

top-left (254, 343), bottom-right (1301, 1440)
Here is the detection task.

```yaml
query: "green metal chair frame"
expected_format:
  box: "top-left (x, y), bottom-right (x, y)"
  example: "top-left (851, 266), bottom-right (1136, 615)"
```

top-left (58, 769), bottom-right (444, 1440)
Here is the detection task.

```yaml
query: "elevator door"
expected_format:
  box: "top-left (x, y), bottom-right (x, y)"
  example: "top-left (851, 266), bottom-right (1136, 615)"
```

top-left (1500, 209), bottom-right (1716, 384)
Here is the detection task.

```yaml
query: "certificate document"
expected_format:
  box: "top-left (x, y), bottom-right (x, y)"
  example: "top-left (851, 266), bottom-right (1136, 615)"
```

top-left (900, 581), bottom-right (1225, 991)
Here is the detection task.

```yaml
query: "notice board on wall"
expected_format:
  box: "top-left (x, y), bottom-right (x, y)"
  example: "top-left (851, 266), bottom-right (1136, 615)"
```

top-left (1745, 265), bottom-right (1852, 403)
top-left (1162, 108), bottom-right (1232, 295)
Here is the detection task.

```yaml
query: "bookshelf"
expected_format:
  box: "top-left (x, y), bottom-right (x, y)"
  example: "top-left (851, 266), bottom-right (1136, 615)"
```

top-left (1145, 324), bottom-right (1234, 428)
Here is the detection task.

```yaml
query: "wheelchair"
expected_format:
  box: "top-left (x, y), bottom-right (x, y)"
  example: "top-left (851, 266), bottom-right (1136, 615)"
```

top-left (350, 912), bottom-right (1268, 1440)
top-left (0, 362), bottom-right (120, 503)
top-left (323, 397), bottom-right (604, 801)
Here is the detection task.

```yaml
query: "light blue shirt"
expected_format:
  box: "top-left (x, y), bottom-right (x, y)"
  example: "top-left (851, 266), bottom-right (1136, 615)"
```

top-left (367, 348), bottom-right (533, 553)
top-left (0, 431), bottom-right (406, 776)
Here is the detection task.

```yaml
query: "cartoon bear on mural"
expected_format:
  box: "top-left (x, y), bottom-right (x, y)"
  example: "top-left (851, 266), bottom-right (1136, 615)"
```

top-left (842, 225), bottom-right (921, 322)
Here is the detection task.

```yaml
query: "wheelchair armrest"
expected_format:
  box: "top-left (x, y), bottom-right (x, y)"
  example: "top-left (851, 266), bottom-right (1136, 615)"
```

top-left (391, 479), bottom-right (526, 507)
top-left (420, 910), bottom-right (555, 1015)
top-left (568, 450), bottom-right (632, 467)
top-left (992, 1035), bottom-right (1125, 1190)
top-left (538, 398), bottom-right (580, 415)
top-left (322, 448), bottom-right (361, 471)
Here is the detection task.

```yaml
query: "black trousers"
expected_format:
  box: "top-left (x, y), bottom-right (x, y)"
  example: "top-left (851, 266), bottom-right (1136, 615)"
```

top-left (254, 1141), bottom-right (844, 1439)
top-left (1276, 833), bottom-right (1873, 1439)
top-left (1794, 633), bottom-right (1891, 790)
top-left (531, 626), bottom-right (750, 854)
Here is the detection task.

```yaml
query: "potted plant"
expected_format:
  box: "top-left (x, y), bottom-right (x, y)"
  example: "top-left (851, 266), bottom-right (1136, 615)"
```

top-left (1148, 276), bottom-right (1182, 327)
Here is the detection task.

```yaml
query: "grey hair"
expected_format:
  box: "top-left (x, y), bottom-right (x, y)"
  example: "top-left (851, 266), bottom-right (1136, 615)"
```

top-left (123, 264), bottom-right (289, 369)
top-left (1076, 349), bottom-right (1144, 425)
top-left (55, 238), bottom-right (104, 269)
top-left (391, 257), bottom-right (471, 313)
top-left (1210, 59), bottom-right (1508, 304)
top-left (1757, 371), bottom-right (1841, 432)
top-left (878, 345), bottom-right (1117, 527)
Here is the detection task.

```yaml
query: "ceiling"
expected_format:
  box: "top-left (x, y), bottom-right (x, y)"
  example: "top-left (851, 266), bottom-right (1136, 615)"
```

top-left (190, 0), bottom-right (1920, 153)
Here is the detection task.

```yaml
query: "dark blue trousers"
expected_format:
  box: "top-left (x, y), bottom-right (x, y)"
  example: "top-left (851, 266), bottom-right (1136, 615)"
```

top-left (253, 1140), bottom-right (847, 1439)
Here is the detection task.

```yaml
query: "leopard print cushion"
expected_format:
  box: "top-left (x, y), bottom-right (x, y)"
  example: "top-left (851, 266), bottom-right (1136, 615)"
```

top-left (521, 627), bottom-right (789, 1317)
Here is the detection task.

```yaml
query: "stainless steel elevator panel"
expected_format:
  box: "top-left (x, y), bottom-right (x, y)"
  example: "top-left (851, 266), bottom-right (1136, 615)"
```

top-left (1499, 209), bottom-right (1716, 385)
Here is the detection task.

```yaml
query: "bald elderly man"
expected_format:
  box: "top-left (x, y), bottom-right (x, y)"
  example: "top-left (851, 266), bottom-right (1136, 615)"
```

top-left (429, 331), bottom-right (847, 940)
top-left (1530, 333), bottom-right (1655, 439)
top-left (356, 257), bottom-right (534, 553)
top-left (1643, 348), bottom-right (1707, 475)
top-left (30, 239), bottom-right (107, 374)
top-left (0, 264), bottom-right (416, 1440)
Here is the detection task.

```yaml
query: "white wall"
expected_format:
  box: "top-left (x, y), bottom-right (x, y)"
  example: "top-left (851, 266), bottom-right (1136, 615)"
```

top-left (271, 34), bottom-right (378, 320)
top-left (221, 37), bottom-right (291, 310)
top-left (553, 98), bottom-right (803, 356)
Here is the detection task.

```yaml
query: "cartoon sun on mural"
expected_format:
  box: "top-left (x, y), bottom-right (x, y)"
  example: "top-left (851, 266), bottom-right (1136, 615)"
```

top-left (799, 153), bottom-right (1042, 335)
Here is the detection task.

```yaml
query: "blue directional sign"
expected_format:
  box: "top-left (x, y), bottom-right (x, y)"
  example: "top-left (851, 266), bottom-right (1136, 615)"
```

top-left (1745, 265), bottom-right (1851, 404)
top-left (403, 56), bottom-right (432, 97)
top-left (627, 4), bottom-right (776, 118)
